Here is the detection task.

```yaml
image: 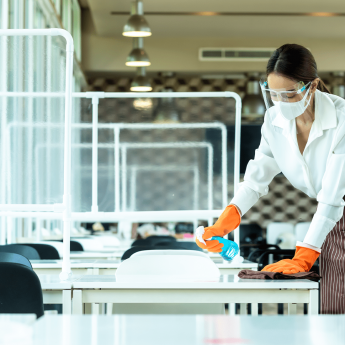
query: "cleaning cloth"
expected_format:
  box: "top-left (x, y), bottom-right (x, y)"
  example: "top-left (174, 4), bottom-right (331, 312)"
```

top-left (238, 269), bottom-right (321, 282)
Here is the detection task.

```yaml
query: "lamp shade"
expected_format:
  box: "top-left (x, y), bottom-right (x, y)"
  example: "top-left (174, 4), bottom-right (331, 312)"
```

top-left (122, 1), bottom-right (152, 37)
top-left (242, 80), bottom-right (265, 118)
top-left (130, 67), bottom-right (152, 92)
top-left (126, 37), bottom-right (151, 67)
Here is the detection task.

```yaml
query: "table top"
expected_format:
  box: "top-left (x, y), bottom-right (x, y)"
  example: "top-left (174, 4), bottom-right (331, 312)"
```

top-left (72, 274), bottom-right (318, 289)
top-left (32, 259), bottom-right (100, 268)
top-left (31, 314), bottom-right (345, 345)
top-left (32, 259), bottom-right (257, 269)
top-left (38, 274), bottom-right (74, 289)
top-left (0, 314), bottom-right (36, 324)
top-left (69, 251), bottom-right (123, 259)
top-left (0, 314), bottom-right (36, 345)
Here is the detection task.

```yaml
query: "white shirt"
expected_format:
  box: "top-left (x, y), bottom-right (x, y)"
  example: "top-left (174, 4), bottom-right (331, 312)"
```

top-left (231, 90), bottom-right (345, 249)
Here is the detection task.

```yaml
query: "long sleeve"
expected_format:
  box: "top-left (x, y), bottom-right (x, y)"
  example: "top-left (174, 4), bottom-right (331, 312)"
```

top-left (304, 133), bottom-right (345, 248)
top-left (230, 127), bottom-right (281, 215)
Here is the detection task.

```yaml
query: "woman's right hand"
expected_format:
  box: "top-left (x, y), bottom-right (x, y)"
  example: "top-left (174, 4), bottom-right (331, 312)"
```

top-left (195, 204), bottom-right (241, 252)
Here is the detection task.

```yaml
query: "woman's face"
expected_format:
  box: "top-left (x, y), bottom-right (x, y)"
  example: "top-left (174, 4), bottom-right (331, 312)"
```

top-left (267, 72), bottom-right (319, 104)
top-left (267, 73), bottom-right (298, 91)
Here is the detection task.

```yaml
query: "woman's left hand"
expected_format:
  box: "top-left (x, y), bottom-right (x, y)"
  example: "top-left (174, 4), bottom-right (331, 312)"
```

top-left (262, 245), bottom-right (320, 274)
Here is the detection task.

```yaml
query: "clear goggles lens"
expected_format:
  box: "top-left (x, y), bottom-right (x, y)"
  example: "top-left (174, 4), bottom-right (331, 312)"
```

top-left (260, 79), bottom-right (311, 108)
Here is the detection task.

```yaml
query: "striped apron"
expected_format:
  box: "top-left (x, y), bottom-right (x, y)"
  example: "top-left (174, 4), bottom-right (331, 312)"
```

top-left (319, 206), bottom-right (345, 314)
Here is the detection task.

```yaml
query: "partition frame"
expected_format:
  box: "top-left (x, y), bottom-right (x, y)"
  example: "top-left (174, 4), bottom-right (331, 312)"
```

top-left (0, 28), bottom-right (74, 281)
top-left (72, 91), bottom-right (242, 246)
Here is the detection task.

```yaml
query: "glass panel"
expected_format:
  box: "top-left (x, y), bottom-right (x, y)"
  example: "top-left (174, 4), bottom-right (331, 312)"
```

top-left (70, 96), bottom-right (236, 213)
top-left (0, 35), bottom-right (67, 205)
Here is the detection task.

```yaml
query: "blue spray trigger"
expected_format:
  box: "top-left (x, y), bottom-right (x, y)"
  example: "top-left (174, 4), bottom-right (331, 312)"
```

top-left (211, 236), bottom-right (239, 261)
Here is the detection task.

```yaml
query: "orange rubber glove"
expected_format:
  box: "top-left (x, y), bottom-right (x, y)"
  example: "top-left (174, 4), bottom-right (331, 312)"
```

top-left (262, 245), bottom-right (320, 274)
top-left (195, 205), bottom-right (241, 253)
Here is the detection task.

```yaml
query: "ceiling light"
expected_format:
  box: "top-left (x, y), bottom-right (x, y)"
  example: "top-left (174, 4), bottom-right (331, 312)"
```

top-left (123, 1), bottom-right (152, 37)
top-left (130, 67), bottom-right (152, 92)
top-left (242, 77), bottom-right (266, 119)
top-left (126, 37), bottom-right (151, 67)
top-left (153, 88), bottom-right (180, 123)
top-left (133, 98), bottom-right (153, 110)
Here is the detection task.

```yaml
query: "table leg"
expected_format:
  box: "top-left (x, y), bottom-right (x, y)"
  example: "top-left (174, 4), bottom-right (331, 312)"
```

top-left (92, 303), bottom-right (101, 315)
top-left (251, 303), bottom-right (258, 316)
top-left (106, 303), bottom-right (113, 316)
top-left (62, 290), bottom-right (72, 315)
top-left (72, 290), bottom-right (83, 315)
top-left (308, 290), bottom-right (319, 315)
top-left (240, 303), bottom-right (247, 315)
top-left (288, 303), bottom-right (297, 315)
top-left (229, 303), bottom-right (236, 316)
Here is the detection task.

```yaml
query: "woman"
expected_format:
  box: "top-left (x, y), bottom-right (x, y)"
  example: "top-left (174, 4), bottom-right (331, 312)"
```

top-left (196, 44), bottom-right (345, 314)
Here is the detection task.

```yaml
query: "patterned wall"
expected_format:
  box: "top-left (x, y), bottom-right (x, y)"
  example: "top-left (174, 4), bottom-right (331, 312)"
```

top-left (85, 74), bottom-right (337, 230)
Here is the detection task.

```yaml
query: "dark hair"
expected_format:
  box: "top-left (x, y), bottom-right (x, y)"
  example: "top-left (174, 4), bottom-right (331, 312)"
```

top-left (267, 44), bottom-right (330, 93)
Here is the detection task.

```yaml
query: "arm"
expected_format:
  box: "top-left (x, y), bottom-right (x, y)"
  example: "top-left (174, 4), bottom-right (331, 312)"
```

top-left (303, 135), bottom-right (345, 248)
top-left (263, 126), bottom-right (345, 274)
top-left (196, 125), bottom-right (281, 252)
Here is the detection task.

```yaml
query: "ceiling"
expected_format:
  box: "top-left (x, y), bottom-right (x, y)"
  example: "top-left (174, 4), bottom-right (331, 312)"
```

top-left (81, 0), bottom-right (345, 38)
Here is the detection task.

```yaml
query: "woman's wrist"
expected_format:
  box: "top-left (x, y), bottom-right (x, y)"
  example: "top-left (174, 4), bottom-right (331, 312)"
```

top-left (230, 203), bottom-right (242, 217)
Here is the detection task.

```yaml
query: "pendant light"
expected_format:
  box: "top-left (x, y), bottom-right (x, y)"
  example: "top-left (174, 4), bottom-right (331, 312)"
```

top-left (122, 1), bottom-right (151, 37)
top-left (130, 67), bottom-right (152, 92)
top-left (242, 75), bottom-right (266, 119)
top-left (126, 37), bottom-right (151, 67)
top-left (153, 88), bottom-right (180, 123)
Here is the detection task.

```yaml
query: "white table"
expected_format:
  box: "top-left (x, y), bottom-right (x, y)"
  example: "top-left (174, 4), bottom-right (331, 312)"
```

top-left (32, 314), bottom-right (345, 345)
top-left (32, 259), bottom-right (258, 276)
top-left (69, 251), bottom-right (125, 260)
top-left (0, 314), bottom-right (36, 344)
top-left (71, 274), bottom-right (319, 316)
top-left (33, 260), bottom-right (99, 275)
top-left (38, 275), bottom-right (74, 314)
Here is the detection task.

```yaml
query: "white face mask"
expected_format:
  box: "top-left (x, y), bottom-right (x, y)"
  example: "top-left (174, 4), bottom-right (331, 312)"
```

top-left (273, 87), bottom-right (312, 121)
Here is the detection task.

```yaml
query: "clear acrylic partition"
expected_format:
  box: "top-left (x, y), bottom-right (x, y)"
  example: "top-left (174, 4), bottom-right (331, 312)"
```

top-left (71, 93), bottom-right (241, 246)
top-left (0, 35), bottom-right (66, 206)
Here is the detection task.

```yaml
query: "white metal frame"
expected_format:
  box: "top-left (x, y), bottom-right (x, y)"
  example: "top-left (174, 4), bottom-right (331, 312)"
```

top-left (32, 142), bottom-right (204, 213)
top-left (0, 28), bottom-right (74, 281)
top-left (72, 91), bottom-right (242, 245)
top-left (1, 89), bottom-right (241, 280)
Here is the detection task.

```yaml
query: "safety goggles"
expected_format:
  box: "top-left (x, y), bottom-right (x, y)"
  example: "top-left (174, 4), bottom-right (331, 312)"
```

top-left (260, 79), bottom-right (311, 107)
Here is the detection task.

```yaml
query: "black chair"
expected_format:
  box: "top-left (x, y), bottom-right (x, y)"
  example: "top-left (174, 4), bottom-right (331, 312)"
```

top-left (51, 240), bottom-right (84, 251)
top-left (155, 241), bottom-right (202, 252)
top-left (19, 243), bottom-right (60, 260)
top-left (0, 252), bottom-right (32, 269)
top-left (247, 244), bottom-right (281, 263)
top-left (132, 236), bottom-right (176, 247)
top-left (0, 244), bottom-right (40, 260)
top-left (121, 244), bottom-right (186, 261)
top-left (257, 249), bottom-right (296, 271)
top-left (0, 262), bottom-right (44, 318)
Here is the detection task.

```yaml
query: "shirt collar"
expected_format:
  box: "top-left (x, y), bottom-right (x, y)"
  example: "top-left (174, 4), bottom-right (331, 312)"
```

top-left (271, 89), bottom-right (337, 131)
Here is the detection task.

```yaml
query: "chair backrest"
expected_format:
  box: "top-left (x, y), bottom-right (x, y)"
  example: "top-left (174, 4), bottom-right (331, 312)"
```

top-left (19, 244), bottom-right (60, 260)
top-left (55, 240), bottom-right (84, 251)
top-left (0, 262), bottom-right (44, 318)
top-left (116, 249), bottom-right (220, 283)
top-left (0, 245), bottom-right (40, 260)
top-left (132, 236), bottom-right (176, 247)
top-left (266, 222), bottom-right (294, 246)
top-left (155, 241), bottom-right (202, 252)
top-left (0, 252), bottom-right (32, 269)
top-left (295, 222), bottom-right (311, 242)
top-left (121, 245), bottom-right (183, 260)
